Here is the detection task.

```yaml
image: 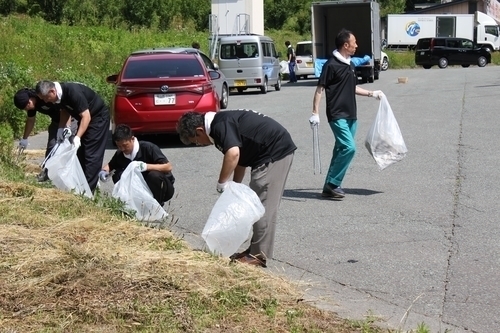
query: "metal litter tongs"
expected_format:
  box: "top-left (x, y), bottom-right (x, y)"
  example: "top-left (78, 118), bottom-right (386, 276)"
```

top-left (312, 123), bottom-right (321, 175)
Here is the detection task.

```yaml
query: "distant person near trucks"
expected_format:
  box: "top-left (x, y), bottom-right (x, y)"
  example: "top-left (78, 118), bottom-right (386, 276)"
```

top-left (309, 29), bottom-right (384, 199)
top-left (285, 41), bottom-right (297, 83)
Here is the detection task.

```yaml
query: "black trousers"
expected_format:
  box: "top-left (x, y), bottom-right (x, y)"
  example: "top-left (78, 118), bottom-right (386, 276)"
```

top-left (77, 110), bottom-right (110, 192)
top-left (144, 170), bottom-right (175, 205)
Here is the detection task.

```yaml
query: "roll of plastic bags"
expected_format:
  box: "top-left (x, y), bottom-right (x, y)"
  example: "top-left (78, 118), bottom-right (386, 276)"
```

top-left (112, 163), bottom-right (168, 222)
top-left (365, 95), bottom-right (408, 170)
top-left (45, 139), bottom-right (92, 198)
top-left (202, 181), bottom-right (265, 257)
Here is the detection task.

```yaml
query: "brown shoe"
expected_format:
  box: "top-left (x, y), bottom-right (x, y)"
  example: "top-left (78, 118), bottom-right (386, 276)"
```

top-left (235, 255), bottom-right (267, 268)
top-left (229, 249), bottom-right (250, 261)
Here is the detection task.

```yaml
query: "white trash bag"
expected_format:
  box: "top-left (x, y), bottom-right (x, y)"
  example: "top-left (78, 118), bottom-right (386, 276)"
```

top-left (45, 139), bottom-right (92, 198)
top-left (365, 95), bottom-right (408, 170)
top-left (202, 181), bottom-right (265, 257)
top-left (112, 162), bottom-right (168, 222)
top-left (279, 60), bottom-right (289, 74)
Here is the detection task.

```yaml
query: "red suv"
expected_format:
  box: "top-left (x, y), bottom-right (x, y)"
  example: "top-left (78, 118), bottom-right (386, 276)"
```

top-left (106, 48), bottom-right (222, 135)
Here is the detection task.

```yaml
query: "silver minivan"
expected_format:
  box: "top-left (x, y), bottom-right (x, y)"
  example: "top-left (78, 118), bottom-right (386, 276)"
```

top-left (217, 35), bottom-right (282, 94)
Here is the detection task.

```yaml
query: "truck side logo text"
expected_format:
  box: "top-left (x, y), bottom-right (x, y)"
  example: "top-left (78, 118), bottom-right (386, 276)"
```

top-left (405, 21), bottom-right (420, 37)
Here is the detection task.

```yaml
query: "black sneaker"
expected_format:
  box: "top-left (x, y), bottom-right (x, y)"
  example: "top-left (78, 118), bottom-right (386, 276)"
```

top-left (322, 183), bottom-right (345, 199)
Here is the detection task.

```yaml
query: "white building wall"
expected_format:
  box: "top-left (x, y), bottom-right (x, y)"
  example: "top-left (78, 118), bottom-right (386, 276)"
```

top-left (211, 0), bottom-right (264, 36)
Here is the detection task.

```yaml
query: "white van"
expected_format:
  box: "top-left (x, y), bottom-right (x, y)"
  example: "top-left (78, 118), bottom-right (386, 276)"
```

top-left (217, 35), bottom-right (282, 94)
top-left (295, 41), bottom-right (315, 79)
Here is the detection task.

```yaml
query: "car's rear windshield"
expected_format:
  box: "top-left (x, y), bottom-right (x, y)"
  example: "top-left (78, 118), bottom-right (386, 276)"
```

top-left (220, 42), bottom-right (259, 59)
top-left (416, 39), bottom-right (431, 49)
top-left (296, 43), bottom-right (312, 56)
top-left (123, 58), bottom-right (205, 79)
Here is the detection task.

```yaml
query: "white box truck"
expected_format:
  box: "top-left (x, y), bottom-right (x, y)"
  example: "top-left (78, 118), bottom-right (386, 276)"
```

top-left (387, 11), bottom-right (500, 51)
top-left (311, 0), bottom-right (381, 83)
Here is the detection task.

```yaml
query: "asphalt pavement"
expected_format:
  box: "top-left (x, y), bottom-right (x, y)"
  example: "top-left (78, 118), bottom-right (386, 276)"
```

top-left (26, 66), bottom-right (500, 333)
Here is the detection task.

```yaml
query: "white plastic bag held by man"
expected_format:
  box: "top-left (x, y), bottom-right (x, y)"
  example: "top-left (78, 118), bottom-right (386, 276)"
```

top-left (45, 139), bottom-right (92, 198)
top-left (365, 95), bottom-right (407, 170)
top-left (202, 181), bottom-right (265, 257)
top-left (112, 162), bottom-right (168, 222)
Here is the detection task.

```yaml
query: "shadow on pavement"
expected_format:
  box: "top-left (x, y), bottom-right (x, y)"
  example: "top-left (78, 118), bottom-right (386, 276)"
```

top-left (283, 187), bottom-right (383, 200)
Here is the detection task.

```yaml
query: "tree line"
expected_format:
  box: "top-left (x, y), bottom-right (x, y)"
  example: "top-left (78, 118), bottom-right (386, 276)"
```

top-left (0, 0), bottom-right (410, 34)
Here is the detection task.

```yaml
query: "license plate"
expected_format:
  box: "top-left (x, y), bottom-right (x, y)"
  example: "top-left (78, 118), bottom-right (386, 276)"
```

top-left (154, 94), bottom-right (176, 105)
top-left (306, 62), bottom-right (313, 67)
top-left (234, 80), bottom-right (246, 87)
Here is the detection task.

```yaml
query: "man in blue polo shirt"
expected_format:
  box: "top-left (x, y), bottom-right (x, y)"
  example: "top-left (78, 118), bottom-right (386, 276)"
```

top-left (309, 29), bottom-right (384, 199)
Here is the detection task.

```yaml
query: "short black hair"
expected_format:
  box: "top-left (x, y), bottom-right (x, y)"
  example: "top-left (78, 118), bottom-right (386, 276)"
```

top-left (192, 41), bottom-right (200, 49)
top-left (177, 112), bottom-right (205, 145)
top-left (13, 88), bottom-right (37, 110)
top-left (285, 41), bottom-right (291, 47)
top-left (335, 29), bottom-right (353, 50)
top-left (112, 124), bottom-right (134, 142)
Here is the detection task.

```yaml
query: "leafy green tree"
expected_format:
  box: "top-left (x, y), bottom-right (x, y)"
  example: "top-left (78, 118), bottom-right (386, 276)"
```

top-left (0, 0), bottom-right (18, 15)
top-left (28, 0), bottom-right (67, 23)
top-left (378, 0), bottom-right (406, 16)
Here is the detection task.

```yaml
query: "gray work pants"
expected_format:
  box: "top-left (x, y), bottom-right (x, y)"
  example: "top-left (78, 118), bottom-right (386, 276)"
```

top-left (248, 153), bottom-right (294, 261)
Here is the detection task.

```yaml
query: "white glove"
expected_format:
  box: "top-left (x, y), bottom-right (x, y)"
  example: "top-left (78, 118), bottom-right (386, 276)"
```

top-left (309, 114), bottom-right (320, 128)
top-left (216, 181), bottom-right (228, 193)
top-left (19, 138), bottom-right (28, 149)
top-left (73, 136), bottom-right (81, 149)
top-left (99, 170), bottom-right (110, 182)
top-left (372, 90), bottom-right (384, 100)
top-left (130, 161), bottom-right (147, 172)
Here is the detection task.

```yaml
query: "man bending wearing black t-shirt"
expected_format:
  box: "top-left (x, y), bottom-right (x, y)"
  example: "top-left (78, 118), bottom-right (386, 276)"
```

top-left (13, 87), bottom-right (78, 181)
top-left (36, 80), bottom-right (110, 192)
top-left (177, 110), bottom-right (297, 267)
top-left (100, 124), bottom-right (175, 206)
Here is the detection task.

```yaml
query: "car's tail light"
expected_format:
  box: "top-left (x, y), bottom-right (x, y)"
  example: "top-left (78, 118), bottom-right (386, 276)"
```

top-left (186, 83), bottom-right (213, 94)
top-left (116, 86), bottom-right (136, 96)
top-left (297, 59), bottom-right (303, 64)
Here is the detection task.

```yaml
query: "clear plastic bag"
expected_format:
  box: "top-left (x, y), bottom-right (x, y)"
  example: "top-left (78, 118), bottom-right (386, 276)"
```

top-left (112, 163), bottom-right (168, 222)
top-left (45, 139), bottom-right (93, 198)
top-left (202, 181), bottom-right (265, 257)
top-left (365, 95), bottom-right (408, 170)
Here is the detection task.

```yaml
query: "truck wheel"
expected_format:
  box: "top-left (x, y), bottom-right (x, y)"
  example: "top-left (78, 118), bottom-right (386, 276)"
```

top-left (438, 58), bottom-right (448, 69)
top-left (461, 64), bottom-right (470, 68)
top-left (274, 76), bottom-right (281, 91)
top-left (478, 56), bottom-right (487, 67)
top-left (260, 78), bottom-right (268, 94)
top-left (423, 65), bottom-right (432, 69)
